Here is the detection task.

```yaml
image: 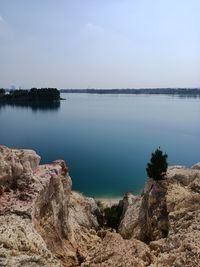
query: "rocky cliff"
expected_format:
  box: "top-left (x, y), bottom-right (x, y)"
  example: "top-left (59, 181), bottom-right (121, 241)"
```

top-left (119, 165), bottom-right (200, 266)
top-left (0, 145), bottom-right (200, 267)
top-left (0, 146), bottom-right (100, 267)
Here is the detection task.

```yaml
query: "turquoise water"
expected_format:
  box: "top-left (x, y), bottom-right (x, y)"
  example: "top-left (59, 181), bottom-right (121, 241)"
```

top-left (0, 93), bottom-right (200, 197)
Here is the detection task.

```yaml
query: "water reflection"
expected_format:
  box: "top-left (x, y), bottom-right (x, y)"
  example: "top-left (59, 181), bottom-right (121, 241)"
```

top-left (0, 100), bottom-right (61, 112)
top-left (175, 94), bottom-right (200, 99)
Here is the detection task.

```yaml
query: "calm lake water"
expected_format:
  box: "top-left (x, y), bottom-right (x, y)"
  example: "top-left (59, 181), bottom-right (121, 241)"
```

top-left (1, 93), bottom-right (200, 197)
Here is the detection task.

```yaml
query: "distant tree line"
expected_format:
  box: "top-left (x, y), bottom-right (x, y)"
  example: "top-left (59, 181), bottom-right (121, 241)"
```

top-left (60, 88), bottom-right (200, 96)
top-left (0, 88), bottom-right (60, 102)
top-left (0, 89), bottom-right (5, 96)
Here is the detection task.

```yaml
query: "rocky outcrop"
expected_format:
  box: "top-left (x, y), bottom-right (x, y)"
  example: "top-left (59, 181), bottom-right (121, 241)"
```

top-left (119, 180), bottom-right (169, 242)
top-left (81, 231), bottom-right (154, 267)
top-left (149, 166), bottom-right (200, 266)
top-left (66, 191), bottom-right (101, 261)
top-left (1, 145), bottom-right (200, 267)
top-left (118, 192), bottom-right (142, 239)
top-left (119, 165), bottom-right (200, 266)
top-left (139, 178), bottom-right (169, 242)
top-left (0, 145), bottom-right (100, 267)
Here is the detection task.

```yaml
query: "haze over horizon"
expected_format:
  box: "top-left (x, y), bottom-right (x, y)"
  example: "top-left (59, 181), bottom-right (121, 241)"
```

top-left (0, 0), bottom-right (200, 89)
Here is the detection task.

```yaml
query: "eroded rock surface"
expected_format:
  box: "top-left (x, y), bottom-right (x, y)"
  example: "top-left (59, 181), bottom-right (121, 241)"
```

top-left (1, 145), bottom-right (200, 267)
top-left (81, 231), bottom-right (154, 267)
top-left (119, 165), bottom-right (200, 267)
top-left (0, 146), bottom-right (100, 267)
top-left (149, 167), bottom-right (200, 266)
top-left (118, 192), bottom-right (142, 239)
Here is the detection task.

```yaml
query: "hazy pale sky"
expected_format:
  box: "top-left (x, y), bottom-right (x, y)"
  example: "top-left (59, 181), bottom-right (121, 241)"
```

top-left (0, 0), bottom-right (200, 89)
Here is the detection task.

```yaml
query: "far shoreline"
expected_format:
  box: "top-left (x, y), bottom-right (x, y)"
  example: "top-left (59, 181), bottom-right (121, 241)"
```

top-left (60, 88), bottom-right (200, 97)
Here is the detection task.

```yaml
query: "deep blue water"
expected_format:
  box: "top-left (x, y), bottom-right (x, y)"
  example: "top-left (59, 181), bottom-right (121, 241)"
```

top-left (1, 93), bottom-right (200, 197)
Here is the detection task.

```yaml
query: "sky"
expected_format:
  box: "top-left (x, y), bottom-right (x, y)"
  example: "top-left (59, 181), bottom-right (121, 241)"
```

top-left (0, 0), bottom-right (200, 89)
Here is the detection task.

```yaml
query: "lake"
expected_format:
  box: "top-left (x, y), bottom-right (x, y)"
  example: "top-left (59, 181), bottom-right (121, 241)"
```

top-left (0, 93), bottom-right (200, 197)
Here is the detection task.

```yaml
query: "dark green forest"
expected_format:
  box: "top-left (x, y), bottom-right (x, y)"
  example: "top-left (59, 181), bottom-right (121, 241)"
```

top-left (0, 88), bottom-right (60, 102)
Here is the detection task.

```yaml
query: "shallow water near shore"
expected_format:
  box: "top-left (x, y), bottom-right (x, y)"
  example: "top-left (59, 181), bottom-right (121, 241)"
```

top-left (1, 93), bottom-right (200, 197)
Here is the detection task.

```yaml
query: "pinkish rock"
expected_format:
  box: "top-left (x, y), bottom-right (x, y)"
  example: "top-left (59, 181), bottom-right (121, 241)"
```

top-left (0, 146), bottom-right (100, 267)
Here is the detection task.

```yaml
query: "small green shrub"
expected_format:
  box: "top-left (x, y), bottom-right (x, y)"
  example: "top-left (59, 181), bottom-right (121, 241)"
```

top-left (146, 148), bottom-right (168, 180)
top-left (104, 204), bottom-right (123, 229)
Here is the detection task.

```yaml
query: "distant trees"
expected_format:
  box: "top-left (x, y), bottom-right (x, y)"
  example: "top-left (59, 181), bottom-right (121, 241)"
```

top-left (29, 88), bottom-right (60, 100)
top-left (0, 89), bottom-right (5, 97)
top-left (60, 88), bottom-right (200, 96)
top-left (9, 89), bottom-right (29, 99)
top-left (146, 148), bottom-right (168, 180)
top-left (0, 88), bottom-right (60, 102)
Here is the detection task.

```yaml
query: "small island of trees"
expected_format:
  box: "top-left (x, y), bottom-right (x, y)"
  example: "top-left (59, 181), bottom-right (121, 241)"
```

top-left (0, 88), bottom-right (61, 103)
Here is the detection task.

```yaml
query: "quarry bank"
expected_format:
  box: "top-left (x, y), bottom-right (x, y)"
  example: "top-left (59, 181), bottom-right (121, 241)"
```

top-left (0, 145), bottom-right (200, 266)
